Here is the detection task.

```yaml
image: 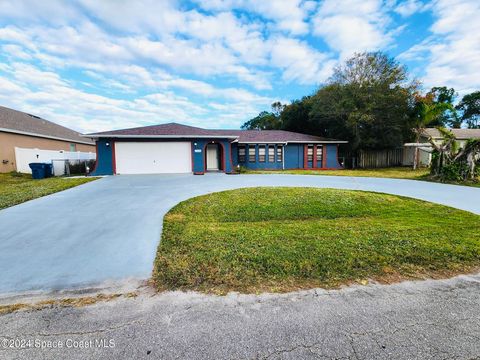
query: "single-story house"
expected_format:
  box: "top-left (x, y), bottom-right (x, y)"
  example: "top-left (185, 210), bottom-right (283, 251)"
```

top-left (0, 106), bottom-right (95, 173)
top-left (420, 128), bottom-right (480, 147)
top-left (85, 123), bottom-right (347, 175)
top-left (403, 128), bottom-right (480, 166)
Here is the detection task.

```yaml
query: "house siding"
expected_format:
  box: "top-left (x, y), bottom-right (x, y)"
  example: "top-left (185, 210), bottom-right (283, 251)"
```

top-left (326, 144), bottom-right (341, 169)
top-left (91, 138), bottom-right (343, 176)
top-left (191, 139), bottom-right (234, 174)
top-left (0, 131), bottom-right (95, 173)
top-left (284, 144), bottom-right (304, 169)
top-left (90, 138), bottom-right (114, 176)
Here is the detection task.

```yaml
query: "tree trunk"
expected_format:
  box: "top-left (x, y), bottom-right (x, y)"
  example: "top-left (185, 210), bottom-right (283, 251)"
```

top-left (413, 132), bottom-right (420, 170)
top-left (467, 152), bottom-right (475, 180)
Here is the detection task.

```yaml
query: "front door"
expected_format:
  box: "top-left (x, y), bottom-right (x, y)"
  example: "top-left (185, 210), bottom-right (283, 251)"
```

top-left (206, 144), bottom-right (219, 171)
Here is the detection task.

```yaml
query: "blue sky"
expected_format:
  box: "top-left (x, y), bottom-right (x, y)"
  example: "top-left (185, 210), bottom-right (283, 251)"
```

top-left (0, 0), bottom-right (478, 133)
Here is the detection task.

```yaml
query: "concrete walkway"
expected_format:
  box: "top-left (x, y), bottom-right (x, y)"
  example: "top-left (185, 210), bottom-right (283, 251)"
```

top-left (0, 174), bottom-right (479, 295)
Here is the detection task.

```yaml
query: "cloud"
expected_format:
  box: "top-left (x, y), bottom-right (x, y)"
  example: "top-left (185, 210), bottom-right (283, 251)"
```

top-left (269, 37), bottom-right (335, 84)
top-left (400, 0), bottom-right (480, 95)
top-left (193, 0), bottom-right (312, 34)
top-left (0, 0), bottom-right (80, 25)
top-left (0, 60), bottom-right (279, 132)
top-left (1, 44), bottom-right (32, 60)
top-left (394, 0), bottom-right (430, 17)
top-left (312, 0), bottom-right (394, 59)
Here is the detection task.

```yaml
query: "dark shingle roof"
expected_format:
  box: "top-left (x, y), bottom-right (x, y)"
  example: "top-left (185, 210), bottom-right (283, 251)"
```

top-left (421, 128), bottom-right (480, 140)
top-left (86, 122), bottom-right (346, 143)
top-left (0, 106), bottom-right (94, 145)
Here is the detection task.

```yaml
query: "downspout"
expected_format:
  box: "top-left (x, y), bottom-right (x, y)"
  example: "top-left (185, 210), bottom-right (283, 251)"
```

top-left (282, 144), bottom-right (285, 170)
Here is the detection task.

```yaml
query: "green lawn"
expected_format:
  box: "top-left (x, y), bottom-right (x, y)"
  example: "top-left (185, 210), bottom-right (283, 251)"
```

top-left (0, 172), bottom-right (98, 209)
top-left (153, 187), bottom-right (480, 294)
top-left (244, 167), bottom-right (429, 179)
top-left (243, 167), bottom-right (480, 187)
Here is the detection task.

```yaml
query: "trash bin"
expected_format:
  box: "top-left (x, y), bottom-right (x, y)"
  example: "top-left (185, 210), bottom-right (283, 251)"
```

top-left (44, 163), bottom-right (53, 178)
top-left (29, 163), bottom-right (50, 179)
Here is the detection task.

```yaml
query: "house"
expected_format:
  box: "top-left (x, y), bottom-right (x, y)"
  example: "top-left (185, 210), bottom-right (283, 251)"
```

top-left (0, 106), bottom-right (95, 173)
top-left (420, 128), bottom-right (480, 147)
top-left (403, 128), bottom-right (480, 167)
top-left (85, 123), bottom-right (347, 175)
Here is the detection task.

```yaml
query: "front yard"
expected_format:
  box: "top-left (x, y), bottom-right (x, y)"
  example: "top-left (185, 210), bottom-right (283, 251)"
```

top-left (154, 187), bottom-right (480, 294)
top-left (243, 167), bottom-right (480, 187)
top-left (0, 172), bottom-right (97, 209)
top-left (244, 166), bottom-right (429, 179)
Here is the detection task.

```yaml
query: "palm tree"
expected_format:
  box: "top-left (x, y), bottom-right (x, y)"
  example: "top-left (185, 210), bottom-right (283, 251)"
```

top-left (424, 127), bottom-right (480, 181)
top-left (412, 102), bottom-right (455, 169)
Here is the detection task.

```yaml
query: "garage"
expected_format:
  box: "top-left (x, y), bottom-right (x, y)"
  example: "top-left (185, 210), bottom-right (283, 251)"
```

top-left (115, 142), bottom-right (191, 174)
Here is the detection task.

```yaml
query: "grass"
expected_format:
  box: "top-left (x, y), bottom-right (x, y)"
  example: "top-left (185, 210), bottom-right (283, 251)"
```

top-left (244, 167), bottom-right (429, 179)
top-left (242, 167), bottom-right (480, 187)
top-left (0, 172), bottom-right (98, 210)
top-left (0, 292), bottom-right (138, 315)
top-left (153, 187), bottom-right (480, 294)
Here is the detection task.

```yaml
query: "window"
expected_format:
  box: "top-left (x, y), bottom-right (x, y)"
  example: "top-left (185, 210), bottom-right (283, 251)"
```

top-left (248, 146), bottom-right (256, 162)
top-left (70, 143), bottom-right (76, 152)
top-left (258, 145), bottom-right (266, 162)
top-left (276, 146), bottom-right (283, 162)
top-left (268, 145), bottom-right (275, 162)
top-left (238, 145), bottom-right (246, 162)
top-left (307, 145), bottom-right (314, 162)
top-left (316, 145), bottom-right (323, 159)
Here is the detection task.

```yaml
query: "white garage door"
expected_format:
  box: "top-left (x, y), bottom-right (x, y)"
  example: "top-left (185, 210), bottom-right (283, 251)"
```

top-left (115, 142), bottom-right (191, 174)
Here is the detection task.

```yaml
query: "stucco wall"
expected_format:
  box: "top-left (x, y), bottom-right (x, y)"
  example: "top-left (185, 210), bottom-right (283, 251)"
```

top-left (0, 131), bottom-right (95, 173)
top-left (90, 139), bottom-right (113, 176)
top-left (325, 144), bottom-right (341, 169)
top-left (232, 143), bottom-right (343, 170)
top-left (192, 139), bottom-right (233, 174)
top-left (91, 139), bottom-right (343, 176)
top-left (234, 144), bottom-right (284, 170)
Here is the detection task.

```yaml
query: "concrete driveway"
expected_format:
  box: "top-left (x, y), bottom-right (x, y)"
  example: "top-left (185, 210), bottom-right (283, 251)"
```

top-left (1, 174), bottom-right (479, 295)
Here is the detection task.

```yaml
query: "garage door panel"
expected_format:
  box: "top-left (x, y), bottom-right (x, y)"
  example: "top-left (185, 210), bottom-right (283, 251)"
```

top-left (115, 142), bottom-right (191, 174)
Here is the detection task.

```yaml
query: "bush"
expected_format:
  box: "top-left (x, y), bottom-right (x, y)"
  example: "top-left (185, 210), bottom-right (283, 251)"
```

top-left (430, 149), bottom-right (480, 182)
top-left (439, 162), bottom-right (469, 182)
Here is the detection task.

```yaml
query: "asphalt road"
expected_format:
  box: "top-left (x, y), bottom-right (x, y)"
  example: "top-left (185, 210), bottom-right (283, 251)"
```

top-left (1, 272), bottom-right (480, 359)
top-left (1, 173), bottom-right (479, 295)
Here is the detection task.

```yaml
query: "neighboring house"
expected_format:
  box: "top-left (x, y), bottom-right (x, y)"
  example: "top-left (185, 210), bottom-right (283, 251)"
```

top-left (0, 106), bottom-right (95, 173)
top-left (420, 128), bottom-right (480, 147)
top-left (86, 123), bottom-right (347, 175)
top-left (403, 128), bottom-right (480, 167)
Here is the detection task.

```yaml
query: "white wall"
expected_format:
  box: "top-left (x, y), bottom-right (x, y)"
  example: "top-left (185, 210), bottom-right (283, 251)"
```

top-left (15, 147), bottom-right (96, 174)
top-left (402, 146), bottom-right (431, 166)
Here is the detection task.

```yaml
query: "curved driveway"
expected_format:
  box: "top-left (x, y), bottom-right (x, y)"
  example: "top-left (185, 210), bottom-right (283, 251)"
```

top-left (0, 174), bottom-right (479, 295)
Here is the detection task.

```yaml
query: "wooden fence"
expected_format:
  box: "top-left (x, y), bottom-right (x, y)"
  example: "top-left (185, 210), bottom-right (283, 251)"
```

top-left (357, 148), bottom-right (404, 168)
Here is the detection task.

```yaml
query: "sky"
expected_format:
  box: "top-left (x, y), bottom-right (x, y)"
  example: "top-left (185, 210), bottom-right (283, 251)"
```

top-left (0, 0), bottom-right (479, 133)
